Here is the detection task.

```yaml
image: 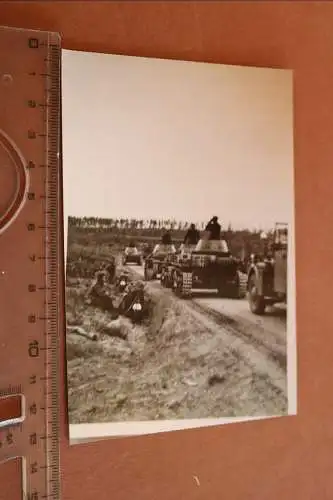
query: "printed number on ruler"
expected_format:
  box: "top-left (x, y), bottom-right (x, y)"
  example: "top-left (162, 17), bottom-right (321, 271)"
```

top-left (0, 26), bottom-right (61, 500)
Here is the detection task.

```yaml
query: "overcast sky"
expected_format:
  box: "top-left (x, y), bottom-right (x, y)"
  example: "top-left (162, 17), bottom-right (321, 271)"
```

top-left (62, 50), bottom-right (293, 230)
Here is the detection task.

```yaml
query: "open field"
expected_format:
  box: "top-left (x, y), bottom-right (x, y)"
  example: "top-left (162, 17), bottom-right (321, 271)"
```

top-left (67, 222), bottom-right (270, 260)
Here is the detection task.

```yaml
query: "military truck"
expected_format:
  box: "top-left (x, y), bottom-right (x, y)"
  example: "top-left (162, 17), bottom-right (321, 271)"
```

top-left (247, 222), bottom-right (288, 315)
top-left (162, 238), bottom-right (247, 299)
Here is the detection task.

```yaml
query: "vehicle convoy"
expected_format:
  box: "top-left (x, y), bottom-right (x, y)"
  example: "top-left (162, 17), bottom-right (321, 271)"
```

top-left (161, 237), bottom-right (247, 299)
top-left (144, 242), bottom-right (177, 281)
top-left (160, 243), bottom-right (195, 288)
top-left (144, 232), bottom-right (177, 281)
top-left (141, 243), bottom-right (153, 261)
top-left (122, 242), bottom-right (143, 266)
top-left (247, 222), bottom-right (288, 315)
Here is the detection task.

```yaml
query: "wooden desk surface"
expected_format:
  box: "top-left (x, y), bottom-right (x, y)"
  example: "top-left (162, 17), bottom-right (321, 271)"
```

top-left (1, 2), bottom-right (333, 499)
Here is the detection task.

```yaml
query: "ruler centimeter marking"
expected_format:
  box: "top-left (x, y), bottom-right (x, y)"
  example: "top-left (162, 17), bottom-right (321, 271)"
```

top-left (0, 26), bottom-right (61, 500)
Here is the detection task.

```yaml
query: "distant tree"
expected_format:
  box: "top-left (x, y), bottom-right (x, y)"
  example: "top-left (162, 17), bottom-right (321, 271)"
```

top-left (225, 223), bottom-right (233, 240)
top-left (130, 218), bottom-right (136, 229)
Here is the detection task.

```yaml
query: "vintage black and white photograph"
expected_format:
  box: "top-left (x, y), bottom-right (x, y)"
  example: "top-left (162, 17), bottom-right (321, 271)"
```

top-left (62, 49), bottom-right (295, 441)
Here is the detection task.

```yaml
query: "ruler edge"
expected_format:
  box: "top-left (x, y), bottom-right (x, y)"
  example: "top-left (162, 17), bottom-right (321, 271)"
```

top-left (0, 26), bottom-right (64, 500)
top-left (0, 24), bottom-right (61, 42)
top-left (45, 32), bottom-right (63, 500)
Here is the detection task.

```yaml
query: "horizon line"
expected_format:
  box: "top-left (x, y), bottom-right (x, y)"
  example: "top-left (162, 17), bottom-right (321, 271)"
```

top-left (67, 215), bottom-right (286, 232)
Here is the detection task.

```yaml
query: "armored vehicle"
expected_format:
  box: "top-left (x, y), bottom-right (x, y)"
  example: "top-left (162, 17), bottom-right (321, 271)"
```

top-left (247, 222), bottom-right (288, 315)
top-left (122, 242), bottom-right (143, 266)
top-left (160, 243), bottom-right (195, 288)
top-left (163, 238), bottom-right (247, 299)
top-left (144, 243), bottom-right (177, 281)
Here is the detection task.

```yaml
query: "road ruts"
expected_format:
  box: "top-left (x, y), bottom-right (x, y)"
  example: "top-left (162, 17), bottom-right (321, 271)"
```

top-left (125, 263), bottom-right (287, 356)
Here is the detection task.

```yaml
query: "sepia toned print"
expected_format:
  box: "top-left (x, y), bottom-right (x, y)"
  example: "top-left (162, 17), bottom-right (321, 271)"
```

top-left (62, 49), bottom-right (295, 440)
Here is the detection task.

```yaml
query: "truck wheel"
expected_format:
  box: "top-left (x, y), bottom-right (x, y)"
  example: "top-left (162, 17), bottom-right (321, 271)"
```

top-left (248, 273), bottom-right (266, 314)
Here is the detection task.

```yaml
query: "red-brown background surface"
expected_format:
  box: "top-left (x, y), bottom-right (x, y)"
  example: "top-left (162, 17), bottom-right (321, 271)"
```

top-left (1, 1), bottom-right (333, 499)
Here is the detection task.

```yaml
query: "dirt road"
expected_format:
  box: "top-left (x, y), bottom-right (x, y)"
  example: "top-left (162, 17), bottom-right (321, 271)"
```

top-left (125, 263), bottom-right (287, 395)
top-left (66, 260), bottom-right (288, 425)
top-left (127, 263), bottom-right (286, 351)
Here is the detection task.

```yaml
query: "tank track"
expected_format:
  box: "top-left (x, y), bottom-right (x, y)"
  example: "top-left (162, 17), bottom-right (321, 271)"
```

top-left (172, 270), bottom-right (192, 298)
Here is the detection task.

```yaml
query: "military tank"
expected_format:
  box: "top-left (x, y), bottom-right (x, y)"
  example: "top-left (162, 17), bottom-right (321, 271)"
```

top-left (144, 242), bottom-right (177, 281)
top-left (163, 237), bottom-right (247, 299)
top-left (122, 241), bottom-right (143, 266)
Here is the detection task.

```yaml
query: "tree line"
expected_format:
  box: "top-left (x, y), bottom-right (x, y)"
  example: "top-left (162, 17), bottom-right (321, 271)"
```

top-left (68, 216), bottom-right (265, 233)
top-left (68, 216), bottom-right (212, 231)
top-left (68, 216), bottom-right (272, 258)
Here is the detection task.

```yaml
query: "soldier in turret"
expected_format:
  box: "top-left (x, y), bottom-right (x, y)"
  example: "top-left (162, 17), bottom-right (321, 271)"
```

top-left (184, 223), bottom-right (200, 245)
top-left (152, 231), bottom-right (176, 254)
top-left (205, 216), bottom-right (221, 240)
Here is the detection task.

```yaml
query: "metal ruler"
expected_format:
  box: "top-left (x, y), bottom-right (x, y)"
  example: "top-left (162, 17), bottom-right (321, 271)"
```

top-left (0, 26), bottom-right (61, 499)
